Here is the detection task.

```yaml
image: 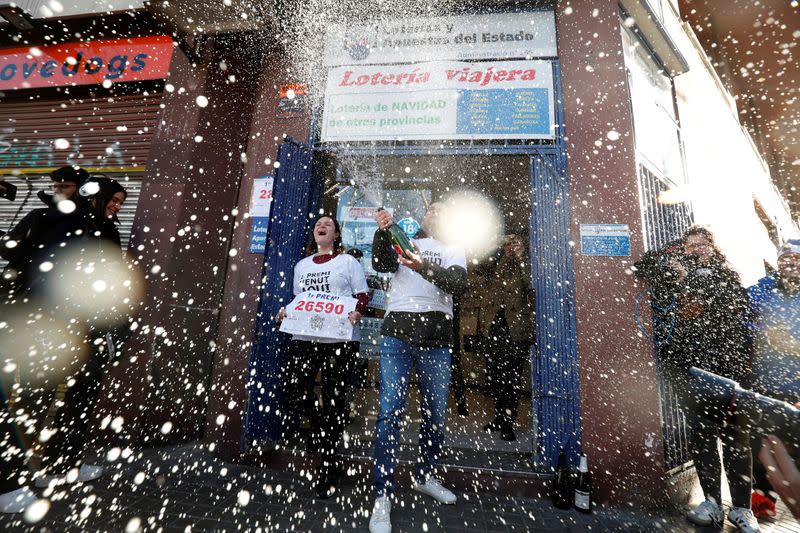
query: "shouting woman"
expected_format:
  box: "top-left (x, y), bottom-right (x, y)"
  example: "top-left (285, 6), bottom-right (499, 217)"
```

top-left (276, 214), bottom-right (368, 498)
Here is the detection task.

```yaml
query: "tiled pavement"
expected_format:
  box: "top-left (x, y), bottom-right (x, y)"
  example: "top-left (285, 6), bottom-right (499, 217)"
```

top-left (0, 444), bottom-right (797, 532)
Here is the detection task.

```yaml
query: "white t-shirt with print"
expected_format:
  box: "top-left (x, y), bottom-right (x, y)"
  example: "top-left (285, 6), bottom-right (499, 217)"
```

top-left (386, 237), bottom-right (467, 318)
top-left (292, 253), bottom-right (369, 343)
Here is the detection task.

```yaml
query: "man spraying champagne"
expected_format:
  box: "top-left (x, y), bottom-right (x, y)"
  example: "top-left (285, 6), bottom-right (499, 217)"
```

top-left (368, 203), bottom-right (467, 533)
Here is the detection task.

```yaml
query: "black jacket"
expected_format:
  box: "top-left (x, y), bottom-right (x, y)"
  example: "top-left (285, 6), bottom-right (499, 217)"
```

top-left (664, 263), bottom-right (753, 383)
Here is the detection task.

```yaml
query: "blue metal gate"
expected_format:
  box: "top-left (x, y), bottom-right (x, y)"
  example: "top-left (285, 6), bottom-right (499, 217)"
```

top-left (243, 137), bottom-right (318, 445)
top-left (530, 153), bottom-right (582, 468)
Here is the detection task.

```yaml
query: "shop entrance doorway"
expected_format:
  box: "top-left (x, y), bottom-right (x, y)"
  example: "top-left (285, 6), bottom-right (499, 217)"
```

top-left (312, 153), bottom-right (537, 471)
top-left (245, 138), bottom-right (581, 472)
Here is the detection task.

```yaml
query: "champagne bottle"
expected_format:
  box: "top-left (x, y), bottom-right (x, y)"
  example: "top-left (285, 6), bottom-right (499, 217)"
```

top-left (377, 207), bottom-right (415, 258)
top-left (552, 447), bottom-right (573, 510)
top-left (574, 453), bottom-right (592, 513)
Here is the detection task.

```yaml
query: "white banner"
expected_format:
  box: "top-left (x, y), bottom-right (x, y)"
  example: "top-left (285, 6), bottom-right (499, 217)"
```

top-left (324, 11), bottom-right (557, 66)
top-left (322, 60), bottom-right (554, 142)
top-left (279, 291), bottom-right (357, 341)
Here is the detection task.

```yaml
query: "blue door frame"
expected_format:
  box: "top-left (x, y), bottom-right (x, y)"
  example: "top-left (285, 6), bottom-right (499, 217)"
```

top-left (242, 138), bottom-right (320, 445)
top-left (244, 62), bottom-right (582, 469)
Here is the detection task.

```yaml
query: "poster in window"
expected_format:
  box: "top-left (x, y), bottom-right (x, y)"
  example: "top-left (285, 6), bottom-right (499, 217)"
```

top-left (277, 84), bottom-right (308, 118)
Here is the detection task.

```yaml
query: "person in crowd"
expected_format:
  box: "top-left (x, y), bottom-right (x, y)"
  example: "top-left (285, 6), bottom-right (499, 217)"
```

top-left (35, 176), bottom-right (128, 488)
top-left (635, 226), bottom-right (758, 532)
top-left (0, 176), bottom-right (128, 513)
top-left (80, 176), bottom-right (127, 248)
top-left (450, 296), bottom-right (469, 417)
top-left (669, 227), bottom-right (758, 532)
top-left (747, 239), bottom-right (800, 518)
top-left (342, 247), bottom-right (369, 426)
top-left (479, 234), bottom-right (535, 442)
top-left (275, 215), bottom-right (368, 499)
top-left (1, 165), bottom-right (89, 302)
top-left (368, 203), bottom-right (467, 533)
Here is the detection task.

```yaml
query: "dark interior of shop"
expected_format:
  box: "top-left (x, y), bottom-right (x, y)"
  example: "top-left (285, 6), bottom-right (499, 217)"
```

top-left (290, 153), bottom-right (539, 471)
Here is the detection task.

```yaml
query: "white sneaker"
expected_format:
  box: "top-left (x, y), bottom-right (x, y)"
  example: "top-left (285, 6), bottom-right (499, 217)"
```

top-left (412, 478), bottom-right (457, 504)
top-left (687, 498), bottom-right (724, 527)
top-left (78, 464), bottom-right (105, 482)
top-left (0, 487), bottom-right (37, 514)
top-left (728, 506), bottom-right (761, 533)
top-left (368, 496), bottom-right (391, 533)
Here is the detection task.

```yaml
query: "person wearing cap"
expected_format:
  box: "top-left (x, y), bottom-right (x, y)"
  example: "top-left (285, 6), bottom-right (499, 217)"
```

top-left (0, 166), bottom-right (89, 300)
top-left (747, 238), bottom-right (800, 519)
top-left (47, 165), bottom-right (90, 202)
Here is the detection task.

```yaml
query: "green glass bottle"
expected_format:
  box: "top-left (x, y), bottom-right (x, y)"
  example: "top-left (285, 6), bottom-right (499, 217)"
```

top-left (552, 447), bottom-right (573, 510)
top-left (378, 208), bottom-right (415, 258)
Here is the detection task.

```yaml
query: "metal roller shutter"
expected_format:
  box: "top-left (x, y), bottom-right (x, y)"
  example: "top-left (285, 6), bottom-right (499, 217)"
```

top-left (0, 92), bottom-right (163, 171)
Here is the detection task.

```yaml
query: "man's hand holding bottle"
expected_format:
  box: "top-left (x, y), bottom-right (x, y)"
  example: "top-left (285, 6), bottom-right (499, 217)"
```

top-left (375, 208), bottom-right (394, 232)
top-left (375, 208), bottom-right (423, 270)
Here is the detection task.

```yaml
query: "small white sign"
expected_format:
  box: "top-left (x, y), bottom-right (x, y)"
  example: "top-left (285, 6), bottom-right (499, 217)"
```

top-left (324, 11), bottom-right (557, 66)
top-left (345, 206), bottom-right (393, 223)
top-left (368, 288), bottom-right (387, 310)
top-left (579, 224), bottom-right (631, 257)
top-left (279, 291), bottom-right (357, 341)
top-left (250, 176), bottom-right (274, 217)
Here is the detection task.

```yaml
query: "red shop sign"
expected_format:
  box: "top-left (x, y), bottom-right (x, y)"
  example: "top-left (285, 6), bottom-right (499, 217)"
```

top-left (0, 36), bottom-right (174, 91)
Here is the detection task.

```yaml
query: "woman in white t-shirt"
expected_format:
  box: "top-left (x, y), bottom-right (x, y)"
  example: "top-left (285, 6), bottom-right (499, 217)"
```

top-left (276, 214), bottom-right (368, 499)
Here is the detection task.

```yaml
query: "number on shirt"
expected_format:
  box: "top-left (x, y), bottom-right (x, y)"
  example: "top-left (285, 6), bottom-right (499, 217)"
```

top-left (294, 299), bottom-right (345, 315)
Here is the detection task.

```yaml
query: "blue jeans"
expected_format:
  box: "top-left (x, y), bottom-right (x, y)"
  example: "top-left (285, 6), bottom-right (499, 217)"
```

top-left (372, 336), bottom-right (452, 497)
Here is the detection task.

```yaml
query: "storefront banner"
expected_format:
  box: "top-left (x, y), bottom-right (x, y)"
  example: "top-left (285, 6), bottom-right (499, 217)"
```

top-left (343, 205), bottom-right (391, 223)
top-left (16, 0), bottom-right (146, 19)
top-left (324, 11), bottom-right (556, 66)
top-left (279, 291), bottom-right (357, 341)
top-left (248, 218), bottom-right (270, 254)
top-left (322, 60), bottom-right (554, 142)
top-left (580, 224), bottom-right (631, 257)
top-left (0, 36), bottom-right (174, 91)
